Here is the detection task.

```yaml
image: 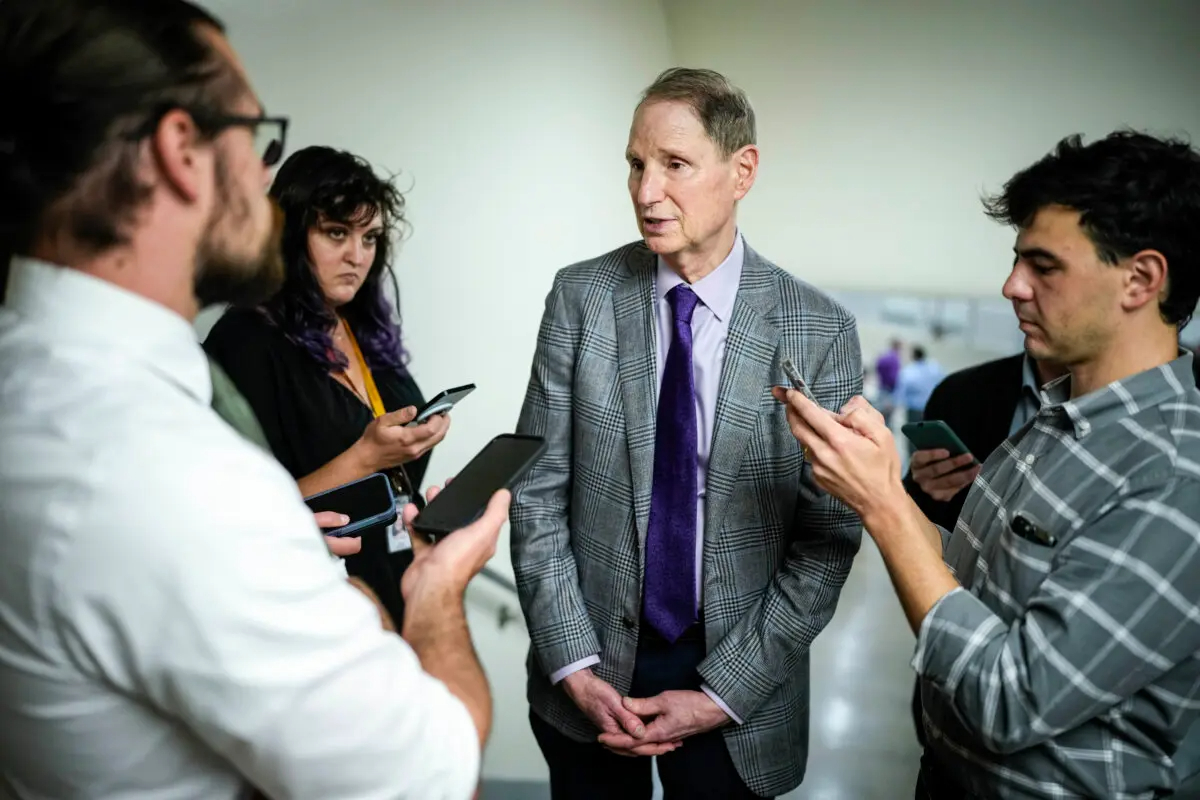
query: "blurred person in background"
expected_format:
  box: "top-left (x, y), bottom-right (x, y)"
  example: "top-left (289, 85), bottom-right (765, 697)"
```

top-left (896, 344), bottom-right (944, 425)
top-left (874, 337), bottom-right (902, 424)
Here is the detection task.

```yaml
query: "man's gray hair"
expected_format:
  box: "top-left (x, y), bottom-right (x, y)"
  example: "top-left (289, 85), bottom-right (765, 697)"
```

top-left (639, 67), bottom-right (756, 158)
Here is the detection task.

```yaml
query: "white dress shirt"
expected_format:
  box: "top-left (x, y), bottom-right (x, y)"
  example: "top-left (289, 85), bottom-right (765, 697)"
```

top-left (548, 234), bottom-right (746, 724)
top-left (0, 258), bottom-right (479, 800)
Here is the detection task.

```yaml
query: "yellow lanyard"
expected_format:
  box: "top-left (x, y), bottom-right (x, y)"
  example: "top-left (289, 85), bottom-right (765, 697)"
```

top-left (341, 322), bottom-right (417, 506)
top-left (343, 323), bottom-right (385, 419)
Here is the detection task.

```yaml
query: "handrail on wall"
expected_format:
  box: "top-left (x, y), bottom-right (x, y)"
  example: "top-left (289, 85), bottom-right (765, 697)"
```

top-left (473, 566), bottom-right (521, 630)
top-left (479, 565), bottom-right (517, 596)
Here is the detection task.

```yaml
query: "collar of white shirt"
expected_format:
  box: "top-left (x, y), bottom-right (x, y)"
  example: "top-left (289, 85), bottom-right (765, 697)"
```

top-left (6, 256), bottom-right (212, 406)
top-left (654, 230), bottom-right (745, 322)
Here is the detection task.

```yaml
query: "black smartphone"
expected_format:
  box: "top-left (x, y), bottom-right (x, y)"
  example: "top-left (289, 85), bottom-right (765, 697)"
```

top-left (303, 472), bottom-right (397, 537)
top-left (406, 383), bottom-right (476, 427)
top-left (411, 433), bottom-right (547, 542)
top-left (900, 420), bottom-right (976, 461)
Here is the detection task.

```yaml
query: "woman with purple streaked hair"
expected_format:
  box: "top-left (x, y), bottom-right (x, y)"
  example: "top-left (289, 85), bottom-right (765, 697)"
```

top-left (205, 145), bottom-right (448, 627)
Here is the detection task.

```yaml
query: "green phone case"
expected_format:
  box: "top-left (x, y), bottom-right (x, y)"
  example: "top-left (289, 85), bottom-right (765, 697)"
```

top-left (900, 420), bottom-right (974, 459)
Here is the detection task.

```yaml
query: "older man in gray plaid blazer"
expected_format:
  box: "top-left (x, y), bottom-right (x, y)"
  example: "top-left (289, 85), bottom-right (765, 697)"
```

top-left (511, 67), bottom-right (864, 800)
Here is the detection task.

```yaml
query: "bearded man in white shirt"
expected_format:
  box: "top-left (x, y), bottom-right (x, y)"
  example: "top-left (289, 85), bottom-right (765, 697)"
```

top-left (0, 2), bottom-right (502, 799)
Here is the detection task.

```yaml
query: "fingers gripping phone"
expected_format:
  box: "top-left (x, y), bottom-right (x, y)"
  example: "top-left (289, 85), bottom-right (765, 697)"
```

top-left (411, 433), bottom-right (547, 542)
top-left (782, 358), bottom-right (820, 404)
top-left (781, 357), bottom-right (827, 501)
top-left (900, 420), bottom-right (977, 463)
top-left (303, 472), bottom-right (397, 537)
top-left (405, 383), bottom-right (476, 427)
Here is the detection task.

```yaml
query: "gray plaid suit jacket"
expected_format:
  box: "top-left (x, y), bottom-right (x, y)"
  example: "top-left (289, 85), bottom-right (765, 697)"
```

top-left (511, 239), bottom-right (864, 797)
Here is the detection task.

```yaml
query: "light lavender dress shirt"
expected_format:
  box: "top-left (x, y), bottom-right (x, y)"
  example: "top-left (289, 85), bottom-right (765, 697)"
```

top-left (549, 234), bottom-right (746, 725)
top-left (652, 233), bottom-right (745, 608)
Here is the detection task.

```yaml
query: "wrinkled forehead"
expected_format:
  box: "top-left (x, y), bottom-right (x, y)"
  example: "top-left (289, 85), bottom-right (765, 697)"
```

top-left (626, 99), bottom-right (718, 156)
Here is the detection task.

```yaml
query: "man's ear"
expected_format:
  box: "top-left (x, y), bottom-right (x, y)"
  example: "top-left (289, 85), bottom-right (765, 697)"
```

top-left (1122, 248), bottom-right (1169, 314)
top-left (732, 144), bottom-right (759, 201)
top-left (146, 108), bottom-right (211, 204)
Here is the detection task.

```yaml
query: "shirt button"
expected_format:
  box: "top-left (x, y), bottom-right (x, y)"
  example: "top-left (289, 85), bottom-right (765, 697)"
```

top-left (1024, 454), bottom-right (1036, 465)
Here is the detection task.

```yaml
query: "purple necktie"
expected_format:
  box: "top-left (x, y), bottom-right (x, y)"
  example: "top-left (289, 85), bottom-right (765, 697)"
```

top-left (644, 284), bottom-right (700, 643)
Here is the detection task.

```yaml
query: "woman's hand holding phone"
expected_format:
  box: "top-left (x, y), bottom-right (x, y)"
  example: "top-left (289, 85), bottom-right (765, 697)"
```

top-left (353, 406), bottom-right (450, 472)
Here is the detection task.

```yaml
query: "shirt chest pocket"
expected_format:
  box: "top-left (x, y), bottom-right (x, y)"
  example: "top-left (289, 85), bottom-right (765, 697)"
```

top-left (979, 498), bottom-right (1067, 612)
top-left (984, 527), bottom-right (1056, 611)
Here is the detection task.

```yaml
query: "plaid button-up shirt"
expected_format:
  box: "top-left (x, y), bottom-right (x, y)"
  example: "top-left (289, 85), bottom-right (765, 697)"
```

top-left (916, 352), bottom-right (1200, 799)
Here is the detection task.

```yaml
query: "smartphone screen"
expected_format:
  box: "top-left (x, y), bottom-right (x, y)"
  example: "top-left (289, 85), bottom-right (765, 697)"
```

top-left (304, 473), bottom-right (396, 537)
top-left (413, 434), bottom-right (546, 540)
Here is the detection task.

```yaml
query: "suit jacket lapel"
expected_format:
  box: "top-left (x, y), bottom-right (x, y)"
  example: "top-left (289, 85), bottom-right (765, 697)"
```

top-left (705, 245), bottom-right (780, 539)
top-left (614, 246), bottom-right (658, 547)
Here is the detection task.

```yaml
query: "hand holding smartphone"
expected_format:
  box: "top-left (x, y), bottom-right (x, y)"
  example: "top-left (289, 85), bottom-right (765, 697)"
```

top-left (411, 433), bottom-right (546, 543)
top-left (781, 358), bottom-right (820, 404)
top-left (903, 420), bottom-right (981, 501)
top-left (398, 482), bottom-right (513, 602)
top-left (900, 420), bottom-right (976, 462)
top-left (405, 384), bottom-right (476, 427)
top-left (303, 473), bottom-right (397, 538)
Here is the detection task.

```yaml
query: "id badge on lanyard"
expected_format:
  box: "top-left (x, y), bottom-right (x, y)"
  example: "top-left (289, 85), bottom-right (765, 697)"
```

top-left (385, 467), bottom-right (421, 553)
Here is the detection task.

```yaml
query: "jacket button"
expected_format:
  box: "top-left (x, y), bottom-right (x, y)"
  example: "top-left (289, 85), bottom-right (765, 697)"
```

top-left (622, 615), bottom-right (636, 630)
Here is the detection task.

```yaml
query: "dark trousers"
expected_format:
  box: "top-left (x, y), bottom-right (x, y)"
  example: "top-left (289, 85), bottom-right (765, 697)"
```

top-left (530, 623), bottom-right (764, 800)
top-left (911, 679), bottom-right (927, 747)
top-left (914, 750), bottom-right (971, 800)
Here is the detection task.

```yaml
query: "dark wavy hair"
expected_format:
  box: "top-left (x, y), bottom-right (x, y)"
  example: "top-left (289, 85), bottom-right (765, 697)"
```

top-left (983, 130), bottom-right (1200, 328)
top-left (264, 146), bottom-right (409, 373)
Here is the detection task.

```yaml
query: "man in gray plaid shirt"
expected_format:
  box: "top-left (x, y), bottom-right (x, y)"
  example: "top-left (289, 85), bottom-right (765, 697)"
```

top-left (779, 130), bottom-right (1200, 799)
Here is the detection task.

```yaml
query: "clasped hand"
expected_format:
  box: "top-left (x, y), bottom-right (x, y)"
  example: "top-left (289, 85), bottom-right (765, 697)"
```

top-left (564, 669), bottom-right (729, 757)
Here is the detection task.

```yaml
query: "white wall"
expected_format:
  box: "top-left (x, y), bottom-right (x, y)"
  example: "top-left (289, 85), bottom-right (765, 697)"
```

top-left (662, 0), bottom-right (1200, 297)
top-left (199, 0), bottom-right (672, 500)
top-left (196, 0), bottom-right (673, 782)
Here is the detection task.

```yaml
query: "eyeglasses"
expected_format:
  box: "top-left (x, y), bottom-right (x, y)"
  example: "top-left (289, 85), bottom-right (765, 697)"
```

top-left (200, 112), bottom-right (289, 167)
top-left (127, 107), bottom-right (290, 167)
